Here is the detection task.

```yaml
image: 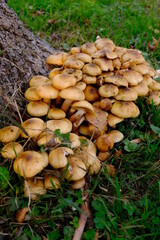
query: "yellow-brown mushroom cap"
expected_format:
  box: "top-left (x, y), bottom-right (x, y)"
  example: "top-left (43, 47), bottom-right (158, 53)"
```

top-left (49, 147), bottom-right (74, 169)
top-left (36, 83), bottom-right (59, 99)
top-left (29, 75), bottom-right (48, 87)
top-left (52, 73), bottom-right (77, 90)
top-left (24, 87), bottom-right (42, 101)
top-left (0, 126), bottom-right (21, 143)
top-left (47, 108), bottom-right (66, 119)
top-left (46, 52), bottom-right (68, 66)
top-left (59, 86), bottom-right (85, 101)
top-left (115, 87), bottom-right (138, 101)
top-left (147, 91), bottom-right (160, 106)
top-left (82, 63), bottom-right (102, 76)
top-left (27, 101), bottom-right (49, 117)
top-left (14, 151), bottom-right (46, 178)
top-left (107, 130), bottom-right (124, 143)
top-left (44, 175), bottom-right (60, 190)
top-left (24, 178), bottom-right (46, 200)
top-left (63, 59), bottom-right (84, 69)
top-left (93, 58), bottom-right (114, 72)
top-left (99, 84), bottom-right (119, 98)
top-left (96, 134), bottom-right (114, 152)
top-left (46, 118), bottom-right (72, 134)
top-left (111, 101), bottom-right (140, 118)
top-left (81, 42), bottom-right (97, 55)
top-left (1, 142), bottom-right (23, 159)
top-left (21, 118), bottom-right (45, 139)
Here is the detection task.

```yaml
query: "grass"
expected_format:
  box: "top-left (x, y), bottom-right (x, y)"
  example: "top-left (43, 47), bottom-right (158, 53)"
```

top-left (0, 0), bottom-right (160, 239)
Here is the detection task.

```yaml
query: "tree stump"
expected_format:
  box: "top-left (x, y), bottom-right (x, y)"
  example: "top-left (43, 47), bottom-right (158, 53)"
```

top-left (0, 0), bottom-right (55, 120)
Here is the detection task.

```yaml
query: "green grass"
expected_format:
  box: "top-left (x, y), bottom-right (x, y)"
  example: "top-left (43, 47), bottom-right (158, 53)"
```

top-left (1, 0), bottom-right (160, 239)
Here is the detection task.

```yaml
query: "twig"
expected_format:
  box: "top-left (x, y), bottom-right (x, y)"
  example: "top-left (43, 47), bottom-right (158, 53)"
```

top-left (72, 182), bottom-right (91, 240)
top-left (24, 180), bottom-right (31, 212)
top-left (14, 100), bottom-right (23, 124)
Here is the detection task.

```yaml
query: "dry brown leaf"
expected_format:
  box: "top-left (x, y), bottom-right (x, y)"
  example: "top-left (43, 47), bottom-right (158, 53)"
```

top-left (85, 106), bottom-right (108, 134)
top-left (47, 19), bottom-right (55, 24)
top-left (147, 37), bottom-right (159, 51)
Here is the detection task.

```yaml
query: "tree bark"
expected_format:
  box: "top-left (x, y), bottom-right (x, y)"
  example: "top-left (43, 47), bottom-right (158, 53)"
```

top-left (0, 0), bottom-right (55, 119)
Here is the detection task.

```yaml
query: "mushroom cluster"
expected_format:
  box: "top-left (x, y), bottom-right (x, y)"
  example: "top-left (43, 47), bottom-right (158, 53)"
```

top-left (0, 37), bottom-right (160, 200)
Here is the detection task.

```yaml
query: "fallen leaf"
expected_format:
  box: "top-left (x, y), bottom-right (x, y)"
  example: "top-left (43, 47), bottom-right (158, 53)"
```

top-left (147, 37), bottom-right (159, 51)
top-left (85, 106), bottom-right (108, 133)
top-left (47, 19), bottom-right (55, 24)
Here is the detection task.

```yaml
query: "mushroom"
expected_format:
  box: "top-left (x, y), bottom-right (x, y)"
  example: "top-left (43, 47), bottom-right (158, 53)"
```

top-left (66, 53), bottom-right (92, 63)
top-left (49, 67), bottom-right (63, 79)
top-left (121, 49), bottom-right (145, 67)
top-left (46, 52), bottom-right (68, 66)
top-left (108, 113), bottom-right (124, 128)
top-left (29, 75), bottom-right (48, 87)
top-left (24, 87), bottom-right (42, 101)
top-left (13, 151), bottom-right (46, 178)
top-left (98, 84), bottom-right (119, 98)
top-left (71, 177), bottom-right (86, 190)
top-left (114, 87), bottom-right (138, 101)
top-left (149, 80), bottom-right (160, 91)
top-left (36, 83), bottom-right (59, 100)
top-left (16, 207), bottom-right (29, 223)
top-left (84, 85), bottom-right (100, 102)
top-left (52, 74), bottom-right (77, 90)
top-left (60, 86), bottom-right (85, 112)
top-left (82, 63), bottom-right (102, 76)
top-left (0, 126), bottom-right (20, 143)
top-left (93, 58), bottom-right (114, 71)
top-left (95, 38), bottom-right (115, 51)
top-left (104, 74), bottom-right (128, 87)
top-left (96, 134), bottom-right (114, 152)
top-left (111, 101), bottom-right (140, 118)
top-left (63, 59), bottom-right (84, 69)
top-left (130, 82), bottom-right (149, 96)
top-left (46, 118), bottom-right (72, 134)
top-left (62, 68), bottom-right (82, 82)
top-left (121, 70), bottom-right (143, 86)
top-left (64, 156), bottom-right (87, 181)
top-left (49, 147), bottom-right (74, 169)
top-left (69, 133), bottom-right (81, 148)
top-left (44, 175), bottom-right (60, 190)
top-left (81, 42), bottom-right (97, 55)
top-left (47, 108), bottom-right (66, 120)
top-left (107, 130), bottom-right (124, 143)
top-left (82, 74), bottom-right (97, 84)
top-left (99, 98), bottom-right (112, 111)
top-left (147, 91), bottom-right (160, 106)
top-left (98, 151), bottom-right (110, 162)
top-left (21, 118), bottom-right (45, 139)
top-left (26, 101), bottom-right (49, 117)
top-left (24, 178), bottom-right (46, 200)
top-left (1, 142), bottom-right (23, 159)
top-left (37, 130), bottom-right (60, 147)
top-left (70, 46), bottom-right (81, 54)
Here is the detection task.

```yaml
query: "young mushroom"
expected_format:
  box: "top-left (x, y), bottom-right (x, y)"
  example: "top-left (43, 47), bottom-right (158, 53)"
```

top-left (1, 142), bottom-right (23, 159)
top-left (0, 126), bottom-right (20, 143)
top-left (24, 178), bottom-right (46, 201)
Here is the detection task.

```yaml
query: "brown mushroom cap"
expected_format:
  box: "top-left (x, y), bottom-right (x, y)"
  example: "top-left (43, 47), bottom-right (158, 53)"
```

top-left (67, 53), bottom-right (92, 63)
top-left (143, 75), bottom-right (153, 86)
top-left (99, 84), bottom-right (119, 98)
top-left (46, 118), bottom-right (72, 134)
top-left (115, 87), bottom-right (138, 101)
top-left (1, 142), bottom-right (23, 159)
top-left (49, 67), bottom-right (63, 79)
top-left (112, 58), bottom-right (121, 70)
top-left (149, 80), bottom-right (160, 91)
top-left (52, 74), bottom-right (77, 90)
top-left (36, 83), bottom-right (59, 99)
top-left (46, 52), bottom-right (68, 66)
top-left (99, 98), bottom-right (112, 111)
top-left (82, 63), bottom-right (102, 76)
top-left (29, 75), bottom-right (48, 87)
top-left (62, 69), bottom-right (82, 82)
top-left (49, 147), bottom-right (74, 169)
top-left (64, 59), bottom-right (84, 69)
top-left (96, 134), bottom-right (114, 152)
top-left (114, 46), bottom-right (127, 58)
top-left (131, 63), bottom-right (149, 75)
top-left (24, 87), bottom-right (42, 101)
top-left (95, 38), bottom-right (115, 51)
top-left (75, 81), bottom-right (86, 91)
top-left (69, 133), bottom-right (81, 148)
top-left (0, 126), bottom-right (20, 143)
top-left (71, 177), bottom-right (86, 189)
top-left (130, 82), bottom-right (149, 96)
top-left (21, 118), bottom-right (45, 139)
top-left (47, 108), bottom-right (66, 119)
top-left (121, 49), bottom-right (145, 65)
top-left (82, 74), bottom-right (97, 84)
top-left (93, 58), bottom-right (114, 71)
top-left (14, 151), bottom-right (46, 178)
top-left (27, 101), bottom-right (49, 117)
top-left (70, 46), bottom-right (81, 54)
top-left (24, 178), bottom-right (46, 200)
top-left (104, 75), bottom-right (128, 87)
top-left (81, 42), bottom-right (97, 55)
top-left (111, 101), bottom-right (140, 118)
top-left (44, 175), bottom-right (60, 190)
top-left (39, 151), bottom-right (49, 168)
top-left (64, 156), bottom-right (87, 181)
top-left (88, 157), bottom-right (101, 175)
top-left (84, 85), bottom-right (100, 102)
top-left (147, 91), bottom-right (160, 106)
top-left (59, 86), bottom-right (85, 101)
top-left (107, 130), bottom-right (124, 143)
top-left (98, 151), bottom-right (110, 162)
top-left (108, 113), bottom-right (124, 128)
top-left (122, 70), bottom-right (143, 86)
top-left (37, 131), bottom-right (59, 147)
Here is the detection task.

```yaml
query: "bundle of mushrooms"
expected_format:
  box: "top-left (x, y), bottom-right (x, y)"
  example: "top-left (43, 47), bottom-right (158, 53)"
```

top-left (0, 37), bottom-right (160, 201)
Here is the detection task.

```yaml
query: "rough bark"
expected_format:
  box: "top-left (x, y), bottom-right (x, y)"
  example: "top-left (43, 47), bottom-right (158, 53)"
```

top-left (0, 0), bottom-right (55, 120)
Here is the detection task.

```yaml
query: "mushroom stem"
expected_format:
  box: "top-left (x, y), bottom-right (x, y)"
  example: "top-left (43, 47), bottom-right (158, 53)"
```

top-left (70, 109), bottom-right (85, 123)
top-left (72, 184), bottom-right (90, 240)
top-left (61, 99), bottom-right (73, 112)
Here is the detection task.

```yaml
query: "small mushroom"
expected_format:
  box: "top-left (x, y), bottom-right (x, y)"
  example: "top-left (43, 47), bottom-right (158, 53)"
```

top-left (44, 175), bottom-right (60, 190)
top-left (21, 118), bottom-right (45, 139)
top-left (82, 63), bottom-right (102, 76)
top-left (71, 177), bottom-right (86, 190)
top-left (27, 101), bottom-right (49, 117)
top-left (46, 52), bottom-right (68, 66)
top-left (99, 84), bottom-right (119, 98)
top-left (147, 91), bottom-right (160, 106)
top-left (16, 207), bottom-right (29, 223)
top-left (49, 147), bottom-right (74, 169)
top-left (46, 118), bottom-right (72, 134)
top-left (93, 58), bottom-right (114, 71)
top-left (111, 101), bottom-right (140, 118)
top-left (108, 113), bottom-right (124, 128)
top-left (114, 87), bottom-right (138, 101)
top-left (0, 126), bottom-right (20, 143)
top-left (107, 130), bottom-right (124, 143)
top-left (14, 151), bottom-right (46, 178)
top-left (1, 142), bottom-right (23, 159)
top-left (36, 83), bottom-right (59, 99)
top-left (24, 178), bottom-right (46, 200)
top-left (29, 75), bottom-right (48, 87)
top-left (47, 108), bottom-right (66, 120)
top-left (52, 74), bottom-right (77, 90)
top-left (96, 134), bottom-right (114, 152)
top-left (64, 59), bottom-right (84, 69)
top-left (84, 85), bottom-right (100, 102)
top-left (24, 87), bottom-right (42, 101)
top-left (81, 42), bottom-right (97, 55)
